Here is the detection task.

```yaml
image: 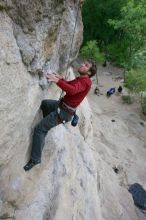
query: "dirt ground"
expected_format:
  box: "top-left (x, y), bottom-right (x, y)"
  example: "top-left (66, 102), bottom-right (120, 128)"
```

top-left (88, 64), bottom-right (146, 219)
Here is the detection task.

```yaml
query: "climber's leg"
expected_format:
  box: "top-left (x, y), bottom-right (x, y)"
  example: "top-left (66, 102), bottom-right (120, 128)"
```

top-left (40, 99), bottom-right (59, 118)
top-left (24, 105), bottom-right (73, 171)
top-left (24, 110), bottom-right (58, 171)
top-left (31, 110), bottom-right (59, 161)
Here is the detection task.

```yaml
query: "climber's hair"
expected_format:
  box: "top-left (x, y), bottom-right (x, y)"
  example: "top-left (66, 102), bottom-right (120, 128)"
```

top-left (88, 60), bottom-right (97, 78)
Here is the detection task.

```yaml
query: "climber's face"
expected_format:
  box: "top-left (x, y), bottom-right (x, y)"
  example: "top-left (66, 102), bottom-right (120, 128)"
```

top-left (78, 62), bottom-right (92, 76)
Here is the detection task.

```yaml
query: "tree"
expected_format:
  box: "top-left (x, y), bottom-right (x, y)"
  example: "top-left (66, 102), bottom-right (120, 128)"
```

top-left (80, 40), bottom-right (104, 63)
top-left (82, 0), bottom-right (127, 53)
top-left (82, 0), bottom-right (146, 68)
top-left (125, 68), bottom-right (146, 113)
top-left (108, 0), bottom-right (146, 68)
top-left (125, 69), bottom-right (146, 93)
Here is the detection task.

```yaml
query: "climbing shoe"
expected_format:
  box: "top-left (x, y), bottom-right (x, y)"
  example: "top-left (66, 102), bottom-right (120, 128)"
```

top-left (24, 159), bottom-right (40, 171)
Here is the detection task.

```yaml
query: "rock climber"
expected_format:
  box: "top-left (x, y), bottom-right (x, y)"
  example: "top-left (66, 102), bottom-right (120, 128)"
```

top-left (24, 60), bottom-right (97, 171)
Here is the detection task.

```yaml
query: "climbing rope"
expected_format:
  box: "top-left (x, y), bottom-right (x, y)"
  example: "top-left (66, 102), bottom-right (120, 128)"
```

top-left (59, 0), bottom-right (81, 100)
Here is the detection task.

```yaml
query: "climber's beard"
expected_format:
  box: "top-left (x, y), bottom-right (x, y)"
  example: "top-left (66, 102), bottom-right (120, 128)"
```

top-left (78, 67), bottom-right (89, 76)
top-left (78, 70), bottom-right (90, 78)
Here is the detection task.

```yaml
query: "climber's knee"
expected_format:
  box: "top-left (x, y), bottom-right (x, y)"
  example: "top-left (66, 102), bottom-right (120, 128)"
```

top-left (40, 99), bottom-right (47, 110)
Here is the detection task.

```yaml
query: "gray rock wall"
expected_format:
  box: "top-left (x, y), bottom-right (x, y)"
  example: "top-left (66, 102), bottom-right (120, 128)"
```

top-left (0, 1), bottom-right (83, 218)
top-left (1, 0), bottom-right (83, 74)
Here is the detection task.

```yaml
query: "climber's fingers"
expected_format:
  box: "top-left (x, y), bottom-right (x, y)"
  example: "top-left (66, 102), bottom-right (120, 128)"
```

top-left (47, 72), bottom-right (63, 80)
top-left (46, 74), bottom-right (59, 83)
top-left (53, 72), bottom-right (63, 79)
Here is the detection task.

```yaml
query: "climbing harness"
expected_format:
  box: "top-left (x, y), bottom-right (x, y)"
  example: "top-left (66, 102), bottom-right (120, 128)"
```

top-left (59, 99), bottom-right (76, 116)
top-left (58, 98), bottom-right (79, 127)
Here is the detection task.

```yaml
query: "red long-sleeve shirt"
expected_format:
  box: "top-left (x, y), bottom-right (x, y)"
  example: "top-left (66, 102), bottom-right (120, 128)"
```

top-left (57, 76), bottom-right (92, 108)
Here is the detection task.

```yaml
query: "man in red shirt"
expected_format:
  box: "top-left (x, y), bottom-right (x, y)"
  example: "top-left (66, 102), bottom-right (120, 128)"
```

top-left (24, 60), bottom-right (97, 171)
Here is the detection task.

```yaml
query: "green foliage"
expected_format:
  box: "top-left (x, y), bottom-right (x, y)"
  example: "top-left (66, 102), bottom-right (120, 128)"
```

top-left (131, 50), bottom-right (146, 69)
top-left (82, 0), bottom-right (146, 69)
top-left (125, 68), bottom-right (146, 93)
top-left (108, 0), bottom-right (146, 68)
top-left (82, 0), bottom-right (126, 47)
top-left (80, 40), bottom-right (104, 63)
top-left (124, 52), bottom-right (146, 114)
top-left (107, 42), bottom-right (130, 68)
top-left (107, 45), bottom-right (146, 70)
top-left (108, 0), bottom-right (146, 40)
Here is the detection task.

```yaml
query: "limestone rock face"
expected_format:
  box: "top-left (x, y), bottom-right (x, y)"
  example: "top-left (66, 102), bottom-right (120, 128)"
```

top-left (0, 0), bottom-right (84, 218)
top-left (0, 0), bottom-right (83, 75)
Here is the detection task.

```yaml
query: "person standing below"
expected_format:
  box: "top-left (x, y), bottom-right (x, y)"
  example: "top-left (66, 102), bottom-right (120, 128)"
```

top-left (24, 60), bottom-right (97, 171)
